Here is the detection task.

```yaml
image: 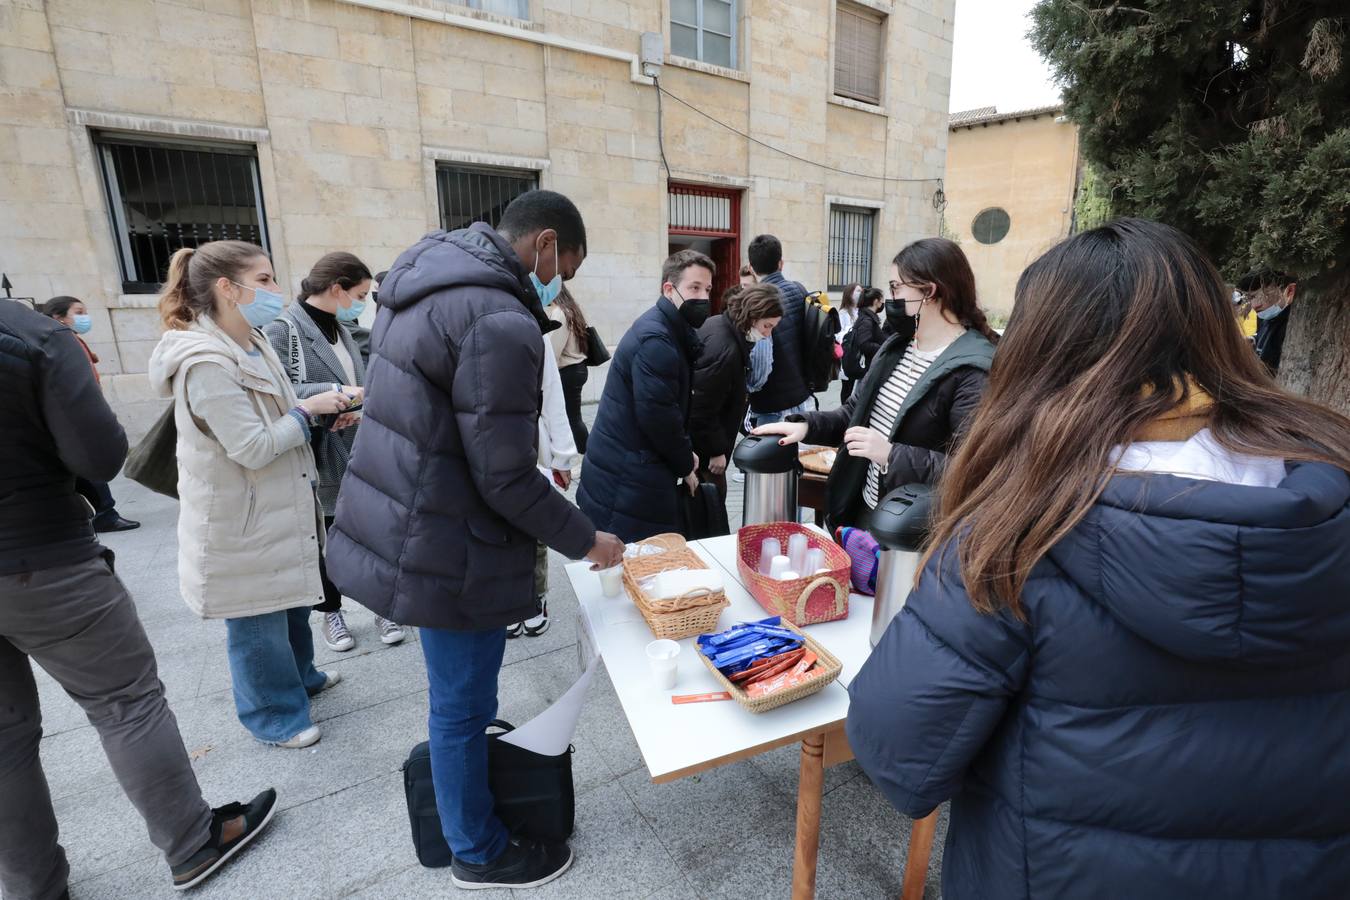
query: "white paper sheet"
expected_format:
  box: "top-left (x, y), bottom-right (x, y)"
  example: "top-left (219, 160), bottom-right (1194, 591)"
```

top-left (499, 656), bottom-right (598, 756)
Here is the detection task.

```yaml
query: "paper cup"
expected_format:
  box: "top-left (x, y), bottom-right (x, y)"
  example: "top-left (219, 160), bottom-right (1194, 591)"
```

top-left (645, 639), bottom-right (680, 690)
top-left (598, 566), bottom-right (623, 598)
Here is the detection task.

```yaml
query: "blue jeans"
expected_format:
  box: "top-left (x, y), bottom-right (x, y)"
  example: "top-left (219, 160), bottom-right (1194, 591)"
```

top-left (224, 607), bottom-right (326, 743)
top-left (420, 626), bottom-right (510, 865)
top-left (748, 400), bottom-right (814, 430)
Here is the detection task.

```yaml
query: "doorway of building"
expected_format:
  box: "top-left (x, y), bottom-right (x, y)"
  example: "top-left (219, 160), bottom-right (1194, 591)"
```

top-left (668, 183), bottom-right (742, 314)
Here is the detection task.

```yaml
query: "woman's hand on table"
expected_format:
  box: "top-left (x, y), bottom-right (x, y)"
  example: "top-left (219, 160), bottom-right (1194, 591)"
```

top-left (753, 421), bottom-right (808, 446)
top-left (844, 426), bottom-right (892, 467)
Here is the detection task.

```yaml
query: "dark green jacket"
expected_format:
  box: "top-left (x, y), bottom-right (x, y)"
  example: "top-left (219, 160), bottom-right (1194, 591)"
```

top-left (796, 329), bottom-right (996, 528)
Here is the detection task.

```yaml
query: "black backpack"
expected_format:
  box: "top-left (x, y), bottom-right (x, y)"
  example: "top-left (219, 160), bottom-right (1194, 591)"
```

top-left (840, 327), bottom-right (866, 380)
top-left (801, 290), bottom-right (841, 393)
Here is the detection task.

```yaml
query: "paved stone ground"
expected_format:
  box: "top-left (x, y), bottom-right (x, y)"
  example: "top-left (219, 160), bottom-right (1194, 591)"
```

top-left (32, 391), bottom-right (949, 900)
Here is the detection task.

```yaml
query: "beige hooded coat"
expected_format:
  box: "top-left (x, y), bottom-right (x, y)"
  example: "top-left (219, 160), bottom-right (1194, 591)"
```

top-left (147, 315), bottom-right (324, 619)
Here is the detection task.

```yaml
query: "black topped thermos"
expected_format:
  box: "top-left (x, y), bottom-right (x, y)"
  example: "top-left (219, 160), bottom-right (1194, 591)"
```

top-left (868, 484), bottom-right (934, 646)
top-left (732, 434), bottom-right (799, 526)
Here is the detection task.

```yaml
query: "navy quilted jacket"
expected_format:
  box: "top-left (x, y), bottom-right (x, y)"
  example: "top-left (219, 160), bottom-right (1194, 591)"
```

top-left (578, 297), bottom-right (700, 542)
top-left (325, 224), bottom-right (596, 630)
top-left (848, 461), bottom-right (1350, 899)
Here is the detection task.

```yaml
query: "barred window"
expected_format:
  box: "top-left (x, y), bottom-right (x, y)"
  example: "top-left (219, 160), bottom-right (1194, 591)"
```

top-left (834, 1), bottom-right (885, 106)
top-left (94, 134), bottom-right (268, 293)
top-left (435, 164), bottom-right (539, 232)
top-left (671, 0), bottom-right (737, 69)
top-left (828, 205), bottom-right (876, 290)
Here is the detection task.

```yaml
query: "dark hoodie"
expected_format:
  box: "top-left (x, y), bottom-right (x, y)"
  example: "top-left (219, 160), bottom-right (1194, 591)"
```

top-left (325, 224), bottom-right (595, 630)
top-left (847, 460), bottom-right (1350, 900)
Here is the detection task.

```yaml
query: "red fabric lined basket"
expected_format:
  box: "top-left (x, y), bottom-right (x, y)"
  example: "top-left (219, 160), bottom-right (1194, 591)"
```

top-left (736, 523), bottom-right (850, 626)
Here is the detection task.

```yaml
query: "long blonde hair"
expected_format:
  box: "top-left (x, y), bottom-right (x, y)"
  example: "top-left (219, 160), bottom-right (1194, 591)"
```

top-left (158, 241), bottom-right (268, 331)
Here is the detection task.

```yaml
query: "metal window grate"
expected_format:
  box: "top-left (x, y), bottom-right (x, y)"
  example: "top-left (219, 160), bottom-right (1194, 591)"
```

top-left (828, 205), bottom-right (875, 290)
top-left (834, 1), bottom-right (885, 105)
top-left (95, 135), bottom-right (268, 293)
top-left (435, 164), bottom-right (539, 233)
top-left (669, 187), bottom-right (735, 234)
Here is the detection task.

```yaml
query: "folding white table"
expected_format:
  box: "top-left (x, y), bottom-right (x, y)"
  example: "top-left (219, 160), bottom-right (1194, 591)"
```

top-left (566, 533), bottom-right (937, 900)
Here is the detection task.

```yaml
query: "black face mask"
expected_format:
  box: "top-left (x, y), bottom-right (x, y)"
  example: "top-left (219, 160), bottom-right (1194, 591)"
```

top-left (884, 299), bottom-right (917, 340)
top-left (675, 292), bottom-right (711, 329)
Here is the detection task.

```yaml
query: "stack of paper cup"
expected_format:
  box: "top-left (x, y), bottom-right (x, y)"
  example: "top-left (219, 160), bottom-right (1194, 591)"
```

top-left (804, 547), bottom-right (825, 575)
top-left (759, 538), bottom-right (782, 575)
top-left (645, 639), bottom-right (680, 690)
top-left (787, 534), bottom-right (809, 574)
top-left (768, 554), bottom-right (793, 580)
top-left (598, 566), bottom-right (623, 598)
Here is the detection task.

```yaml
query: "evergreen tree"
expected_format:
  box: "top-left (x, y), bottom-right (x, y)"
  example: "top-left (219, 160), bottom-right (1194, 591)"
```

top-left (1031, 1), bottom-right (1350, 410)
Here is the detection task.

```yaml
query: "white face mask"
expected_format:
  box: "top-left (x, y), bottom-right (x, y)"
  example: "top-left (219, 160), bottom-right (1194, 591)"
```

top-left (746, 329), bottom-right (767, 344)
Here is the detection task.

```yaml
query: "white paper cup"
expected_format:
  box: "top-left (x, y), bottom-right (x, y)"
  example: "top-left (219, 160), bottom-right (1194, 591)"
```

top-left (645, 639), bottom-right (680, 690)
top-left (598, 566), bottom-right (623, 598)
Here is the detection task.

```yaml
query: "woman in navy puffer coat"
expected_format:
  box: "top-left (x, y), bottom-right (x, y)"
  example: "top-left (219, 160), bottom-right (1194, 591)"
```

top-left (847, 219), bottom-right (1350, 900)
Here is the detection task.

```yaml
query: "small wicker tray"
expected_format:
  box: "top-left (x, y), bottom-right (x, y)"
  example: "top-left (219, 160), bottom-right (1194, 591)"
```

top-left (799, 447), bottom-right (837, 476)
top-left (697, 620), bottom-right (843, 714)
top-left (622, 535), bottom-right (728, 640)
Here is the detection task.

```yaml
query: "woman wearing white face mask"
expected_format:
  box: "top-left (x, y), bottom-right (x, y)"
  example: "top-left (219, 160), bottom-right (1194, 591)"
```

top-left (264, 252), bottom-right (406, 653)
top-left (148, 241), bottom-right (353, 748)
top-left (689, 283), bottom-right (784, 501)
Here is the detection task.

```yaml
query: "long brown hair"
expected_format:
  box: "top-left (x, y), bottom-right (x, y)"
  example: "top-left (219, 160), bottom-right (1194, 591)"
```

top-left (838, 282), bottom-right (861, 314)
top-left (299, 251), bottom-right (371, 302)
top-left (893, 238), bottom-right (999, 344)
top-left (158, 240), bottom-right (268, 331)
top-left (728, 283), bottom-right (784, 334)
top-left (552, 285), bottom-right (588, 348)
top-left (926, 218), bottom-right (1350, 617)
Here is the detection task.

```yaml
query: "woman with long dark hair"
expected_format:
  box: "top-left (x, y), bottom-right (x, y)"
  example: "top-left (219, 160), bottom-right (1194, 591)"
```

top-left (755, 238), bottom-right (998, 527)
top-left (548, 286), bottom-right (590, 453)
top-left (847, 219), bottom-right (1350, 899)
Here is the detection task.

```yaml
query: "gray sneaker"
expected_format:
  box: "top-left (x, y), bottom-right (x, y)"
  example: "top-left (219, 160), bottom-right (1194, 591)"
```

top-left (321, 611), bottom-right (354, 652)
top-left (377, 617), bottom-right (406, 645)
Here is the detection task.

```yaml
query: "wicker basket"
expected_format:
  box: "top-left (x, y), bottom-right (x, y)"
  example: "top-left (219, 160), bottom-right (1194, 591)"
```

top-left (736, 523), bottom-right (850, 626)
top-left (697, 620), bottom-right (842, 713)
top-left (621, 537), bottom-right (728, 640)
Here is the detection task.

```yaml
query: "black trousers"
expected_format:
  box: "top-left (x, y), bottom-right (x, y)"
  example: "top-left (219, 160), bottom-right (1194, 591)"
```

top-left (840, 377), bottom-right (857, 405)
top-left (558, 363), bottom-right (589, 455)
top-left (74, 478), bottom-right (118, 527)
top-left (314, 515), bottom-right (342, 613)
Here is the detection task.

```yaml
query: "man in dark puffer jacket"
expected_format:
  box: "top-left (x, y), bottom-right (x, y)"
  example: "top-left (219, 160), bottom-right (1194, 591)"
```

top-left (327, 191), bottom-right (623, 891)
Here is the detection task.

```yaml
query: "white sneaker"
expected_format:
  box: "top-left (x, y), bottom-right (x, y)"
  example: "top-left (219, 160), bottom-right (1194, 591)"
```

top-left (730, 470), bottom-right (745, 483)
top-left (377, 617), bottom-right (406, 645)
top-left (312, 671), bottom-right (341, 695)
top-left (276, 725), bottom-right (321, 749)
top-left (321, 611), bottom-right (354, 652)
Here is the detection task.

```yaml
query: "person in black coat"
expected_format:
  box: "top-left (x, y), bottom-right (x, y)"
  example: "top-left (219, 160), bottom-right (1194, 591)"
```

top-left (690, 283), bottom-right (784, 500)
top-left (757, 238), bottom-right (999, 528)
top-left (840, 287), bottom-right (885, 404)
top-left (847, 218), bottom-right (1350, 900)
top-left (578, 250), bottom-right (715, 542)
top-left (326, 191), bottom-right (624, 891)
top-left (1236, 268), bottom-right (1296, 374)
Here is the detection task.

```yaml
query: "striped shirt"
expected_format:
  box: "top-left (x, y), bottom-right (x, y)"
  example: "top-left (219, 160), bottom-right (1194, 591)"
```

top-left (862, 342), bottom-right (943, 509)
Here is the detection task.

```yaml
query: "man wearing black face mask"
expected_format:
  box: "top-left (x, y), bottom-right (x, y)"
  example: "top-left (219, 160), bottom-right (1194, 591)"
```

top-left (578, 249), bottom-right (712, 541)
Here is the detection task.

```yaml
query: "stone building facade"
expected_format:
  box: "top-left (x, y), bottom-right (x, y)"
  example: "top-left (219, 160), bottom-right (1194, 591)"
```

top-left (1, 0), bottom-right (954, 437)
top-left (943, 105), bottom-right (1080, 317)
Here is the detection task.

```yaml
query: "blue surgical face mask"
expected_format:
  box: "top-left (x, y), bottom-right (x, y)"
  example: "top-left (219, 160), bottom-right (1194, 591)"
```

top-left (1256, 303), bottom-right (1285, 321)
top-left (336, 296), bottom-right (366, 323)
top-left (529, 240), bottom-right (562, 307)
top-left (231, 280), bottom-right (285, 329)
top-left (71, 314), bottom-right (92, 335)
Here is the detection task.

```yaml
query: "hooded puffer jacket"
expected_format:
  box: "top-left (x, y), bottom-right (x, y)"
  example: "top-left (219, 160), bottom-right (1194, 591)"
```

top-left (847, 459), bottom-right (1350, 900)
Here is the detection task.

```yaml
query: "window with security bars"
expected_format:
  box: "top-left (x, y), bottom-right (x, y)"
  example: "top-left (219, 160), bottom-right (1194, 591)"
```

top-left (828, 205), bottom-right (876, 290)
top-left (436, 0), bottom-right (529, 19)
top-left (671, 0), bottom-right (736, 69)
top-left (94, 134), bottom-right (269, 293)
top-left (436, 164), bottom-right (539, 233)
top-left (834, 1), bottom-right (885, 105)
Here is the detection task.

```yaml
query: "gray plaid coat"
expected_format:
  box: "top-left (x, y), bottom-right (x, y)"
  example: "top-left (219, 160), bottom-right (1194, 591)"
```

top-left (263, 304), bottom-right (367, 516)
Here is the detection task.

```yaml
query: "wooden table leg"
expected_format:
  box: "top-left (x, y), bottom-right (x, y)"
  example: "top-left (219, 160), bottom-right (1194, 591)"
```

top-left (899, 809), bottom-right (939, 900)
top-left (791, 732), bottom-right (826, 900)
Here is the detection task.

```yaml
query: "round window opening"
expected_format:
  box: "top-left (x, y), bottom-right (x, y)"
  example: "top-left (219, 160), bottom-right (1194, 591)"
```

top-left (972, 208), bottom-right (1011, 245)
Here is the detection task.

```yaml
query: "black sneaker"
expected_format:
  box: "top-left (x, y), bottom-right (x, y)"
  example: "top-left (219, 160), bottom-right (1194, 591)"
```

top-left (522, 599), bottom-right (549, 637)
top-left (450, 837), bottom-right (573, 890)
top-left (170, 789), bottom-right (278, 890)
